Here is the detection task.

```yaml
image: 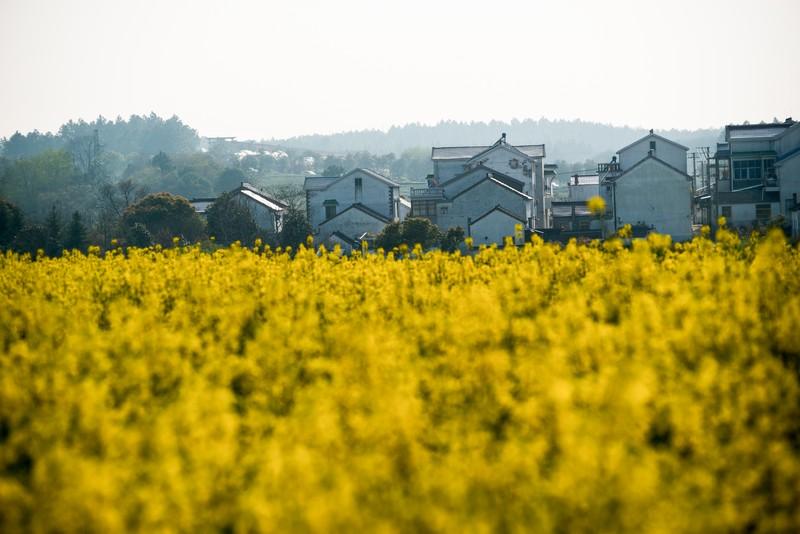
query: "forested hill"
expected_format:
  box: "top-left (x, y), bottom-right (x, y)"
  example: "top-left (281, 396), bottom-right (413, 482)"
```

top-left (270, 119), bottom-right (723, 162)
top-left (1, 114), bottom-right (199, 159)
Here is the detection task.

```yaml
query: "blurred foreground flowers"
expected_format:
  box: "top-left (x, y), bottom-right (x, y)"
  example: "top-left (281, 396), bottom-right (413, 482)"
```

top-left (1, 231), bottom-right (799, 532)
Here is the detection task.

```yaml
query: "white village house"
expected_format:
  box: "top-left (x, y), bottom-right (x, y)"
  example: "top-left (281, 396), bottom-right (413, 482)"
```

top-left (303, 168), bottom-right (409, 246)
top-left (410, 134), bottom-right (551, 245)
top-left (695, 118), bottom-right (799, 232)
top-left (598, 131), bottom-right (693, 241)
top-left (190, 182), bottom-right (287, 233)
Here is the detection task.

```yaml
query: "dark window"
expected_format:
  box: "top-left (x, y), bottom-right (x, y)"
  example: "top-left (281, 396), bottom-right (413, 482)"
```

top-left (721, 206), bottom-right (732, 220)
top-left (440, 206), bottom-right (448, 215)
top-left (764, 159), bottom-right (776, 180)
top-left (649, 140), bottom-right (656, 151)
top-left (324, 201), bottom-right (337, 220)
top-left (411, 200), bottom-right (437, 218)
top-left (733, 160), bottom-right (762, 180)
top-left (755, 204), bottom-right (771, 221)
top-left (354, 177), bottom-right (363, 201)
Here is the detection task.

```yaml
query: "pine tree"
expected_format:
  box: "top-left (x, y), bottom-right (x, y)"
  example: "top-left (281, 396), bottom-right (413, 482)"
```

top-left (44, 206), bottom-right (63, 257)
top-left (64, 211), bottom-right (88, 251)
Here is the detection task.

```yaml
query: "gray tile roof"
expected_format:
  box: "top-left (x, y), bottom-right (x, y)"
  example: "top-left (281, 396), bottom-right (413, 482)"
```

top-left (432, 144), bottom-right (545, 160)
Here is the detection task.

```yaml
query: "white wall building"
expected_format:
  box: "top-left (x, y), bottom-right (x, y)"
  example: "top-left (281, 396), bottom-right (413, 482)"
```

top-left (599, 132), bottom-right (693, 241)
top-left (429, 134), bottom-right (548, 228)
top-left (190, 182), bottom-right (287, 233)
top-left (304, 168), bottom-right (403, 242)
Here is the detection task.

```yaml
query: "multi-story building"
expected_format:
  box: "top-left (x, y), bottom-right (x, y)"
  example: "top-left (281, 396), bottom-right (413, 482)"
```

top-left (598, 131), bottom-right (693, 241)
top-left (697, 118), bottom-right (798, 230)
top-left (550, 173), bottom-right (601, 236)
top-left (410, 134), bottom-right (550, 244)
top-left (303, 168), bottom-right (408, 245)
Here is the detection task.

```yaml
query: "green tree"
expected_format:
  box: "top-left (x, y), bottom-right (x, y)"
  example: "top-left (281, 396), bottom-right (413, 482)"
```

top-left (440, 226), bottom-right (465, 253)
top-left (151, 151), bottom-right (174, 173)
top-left (122, 193), bottom-right (205, 246)
top-left (13, 224), bottom-right (47, 256)
top-left (375, 221), bottom-right (403, 250)
top-left (44, 206), bottom-right (62, 257)
top-left (279, 208), bottom-right (313, 249)
top-left (64, 211), bottom-right (88, 251)
top-left (126, 222), bottom-right (154, 247)
top-left (215, 168), bottom-right (247, 193)
top-left (206, 192), bottom-right (258, 245)
top-left (0, 197), bottom-right (24, 249)
top-left (400, 217), bottom-right (441, 249)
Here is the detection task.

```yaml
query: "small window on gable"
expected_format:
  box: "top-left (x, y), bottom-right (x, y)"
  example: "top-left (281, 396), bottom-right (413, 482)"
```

top-left (509, 158), bottom-right (520, 169)
top-left (649, 140), bottom-right (656, 151)
top-left (324, 200), bottom-right (338, 220)
top-left (354, 177), bottom-right (363, 202)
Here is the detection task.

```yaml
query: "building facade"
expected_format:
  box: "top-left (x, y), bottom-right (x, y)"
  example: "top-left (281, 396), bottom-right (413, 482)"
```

top-left (410, 134), bottom-right (550, 245)
top-left (599, 131), bottom-right (693, 241)
top-left (696, 119), bottom-right (798, 231)
top-left (304, 168), bottom-right (403, 243)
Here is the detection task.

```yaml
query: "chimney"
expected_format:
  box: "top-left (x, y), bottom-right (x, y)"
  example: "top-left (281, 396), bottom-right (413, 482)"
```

top-left (649, 129), bottom-right (654, 134)
top-left (501, 132), bottom-right (507, 143)
top-left (787, 117), bottom-right (794, 124)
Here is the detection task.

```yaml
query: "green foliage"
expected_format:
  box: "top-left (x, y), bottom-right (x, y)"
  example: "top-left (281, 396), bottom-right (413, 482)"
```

top-left (12, 224), bottom-right (47, 256)
top-left (1, 114), bottom-right (199, 159)
top-left (64, 212), bottom-right (88, 252)
top-left (375, 221), bottom-right (403, 250)
top-left (126, 222), bottom-right (154, 248)
top-left (205, 192), bottom-right (258, 246)
top-left (151, 151), bottom-right (174, 173)
top-left (0, 198), bottom-right (24, 249)
top-left (215, 168), bottom-right (247, 194)
top-left (440, 226), bottom-right (465, 253)
top-left (44, 206), bottom-right (62, 257)
top-left (376, 218), bottom-right (442, 251)
top-left (122, 193), bottom-right (205, 246)
top-left (279, 208), bottom-right (313, 249)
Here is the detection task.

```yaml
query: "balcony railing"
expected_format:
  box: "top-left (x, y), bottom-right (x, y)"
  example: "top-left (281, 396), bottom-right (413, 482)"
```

top-left (597, 163), bottom-right (621, 174)
top-left (410, 187), bottom-right (445, 199)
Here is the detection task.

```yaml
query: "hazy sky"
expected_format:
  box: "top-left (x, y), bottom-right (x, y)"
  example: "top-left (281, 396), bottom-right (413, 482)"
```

top-left (1, 0), bottom-right (799, 140)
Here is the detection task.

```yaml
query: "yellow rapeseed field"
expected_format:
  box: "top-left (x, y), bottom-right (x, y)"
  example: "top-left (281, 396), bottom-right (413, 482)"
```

top-left (1, 229), bottom-right (800, 533)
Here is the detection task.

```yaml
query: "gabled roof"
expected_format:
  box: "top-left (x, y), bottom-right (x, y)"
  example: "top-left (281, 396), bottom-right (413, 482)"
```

top-left (616, 133), bottom-right (689, 154)
top-left (235, 183), bottom-right (288, 212)
top-left (470, 205), bottom-right (527, 227)
top-left (304, 168), bottom-right (399, 191)
top-left (602, 154), bottom-right (691, 184)
top-left (328, 231), bottom-right (358, 245)
top-left (465, 142), bottom-right (540, 165)
top-left (432, 144), bottom-right (545, 160)
top-left (440, 164), bottom-right (526, 191)
top-left (450, 175), bottom-right (532, 201)
top-left (318, 203), bottom-right (391, 226)
top-left (777, 145), bottom-right (800, 164)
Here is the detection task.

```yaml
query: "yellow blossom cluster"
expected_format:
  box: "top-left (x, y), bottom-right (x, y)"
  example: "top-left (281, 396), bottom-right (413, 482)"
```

top-left (1, 230), bottom-right (800, 532)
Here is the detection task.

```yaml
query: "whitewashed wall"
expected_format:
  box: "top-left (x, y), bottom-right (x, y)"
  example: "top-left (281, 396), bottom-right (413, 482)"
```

top-left (438, 179), bottom-right (529, 231)
top-left (317, 208), bottom-right (387, 242)
top-left (306, 171), bottom-right (396, 230)
top-left (469, 210), bottom-right (524, 245)
top-left (613, 158), bottom-right (693, 241)
top-left (618, 136), bottom-right (687, 173)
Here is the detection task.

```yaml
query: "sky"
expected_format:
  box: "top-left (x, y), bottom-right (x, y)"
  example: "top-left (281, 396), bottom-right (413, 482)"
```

top-left (1, 0), bottom-right (799, 140)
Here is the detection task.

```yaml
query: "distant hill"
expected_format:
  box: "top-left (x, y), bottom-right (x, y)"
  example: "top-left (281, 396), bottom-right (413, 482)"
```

top-left (269, 118), bottom-right (723, 163)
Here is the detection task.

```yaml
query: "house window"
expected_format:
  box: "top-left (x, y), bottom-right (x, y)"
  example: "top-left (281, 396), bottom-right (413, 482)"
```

top-left (354, 177), bottom-right (363, 202)
top-left (755, 204), bottom-right (771, 222)
top-left (733, 160), bottom-right (762, 180)
top-left (509, 159), bottom-right (519, 169)
top-left (721, 206), bottom-right (732, 220)
top-left (411, 200), bottom-right (437, 218)
top-left (764, 159), bottom-right (776, 180)
top-left (440, 206), bottom-right (448, 215)
top-left (649, 140), bottom-right (656, 151)
top-left (324, 200), bottom-right (338, 220)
